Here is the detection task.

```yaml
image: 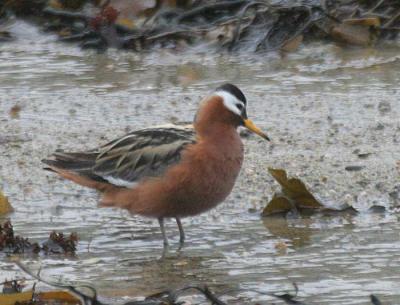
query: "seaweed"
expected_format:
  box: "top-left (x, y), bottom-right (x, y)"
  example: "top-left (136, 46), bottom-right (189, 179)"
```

top-left (1, 0), bottom-right (400, 52)
top-left (0, 221), bottom-right (77, 255)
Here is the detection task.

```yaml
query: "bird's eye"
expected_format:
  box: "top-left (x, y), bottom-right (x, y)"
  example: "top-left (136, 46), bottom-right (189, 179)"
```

top-left (236, 104), bottom-right (244, 111)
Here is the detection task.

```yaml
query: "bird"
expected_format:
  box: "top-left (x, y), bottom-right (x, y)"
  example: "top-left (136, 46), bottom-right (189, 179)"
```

top-left (42, 83), bottom-right (269, 246)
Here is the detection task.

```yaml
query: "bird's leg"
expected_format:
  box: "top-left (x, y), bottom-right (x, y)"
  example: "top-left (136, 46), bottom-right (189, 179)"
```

top-left (175, 217), bottom-right (185, 244)
top-left (158, 217), bottom-right (169, 246)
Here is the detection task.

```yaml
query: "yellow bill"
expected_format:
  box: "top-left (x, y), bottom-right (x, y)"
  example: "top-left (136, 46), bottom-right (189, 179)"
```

top-left (243, 119), bottom-right (270, 141)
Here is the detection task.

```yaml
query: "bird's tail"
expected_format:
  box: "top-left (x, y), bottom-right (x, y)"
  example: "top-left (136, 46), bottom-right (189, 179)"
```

top-left (42, 151), bottom-right (111, 191)
top-left (42, 151), bottom-right (97, 171)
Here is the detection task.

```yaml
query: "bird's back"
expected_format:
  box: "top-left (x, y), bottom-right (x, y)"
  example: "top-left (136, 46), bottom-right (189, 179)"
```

top-left (42, 125), bottom-right (196, 190)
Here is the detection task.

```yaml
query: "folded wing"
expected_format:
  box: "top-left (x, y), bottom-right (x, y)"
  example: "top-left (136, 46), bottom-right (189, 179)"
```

top-left (43, 125), bottom-right (196, 188)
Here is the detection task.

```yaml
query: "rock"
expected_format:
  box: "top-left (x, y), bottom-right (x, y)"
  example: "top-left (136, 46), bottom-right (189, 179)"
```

top-left (345, 165), bottom-right (365, 172)
top-left (330, 23), bottom-right (373, 46)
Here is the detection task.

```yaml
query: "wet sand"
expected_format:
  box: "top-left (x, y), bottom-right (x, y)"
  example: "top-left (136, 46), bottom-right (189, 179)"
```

top-left (0, 20), bottom-right (400, 304)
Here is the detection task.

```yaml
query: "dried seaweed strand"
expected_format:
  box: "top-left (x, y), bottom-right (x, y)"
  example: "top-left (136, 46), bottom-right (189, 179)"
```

top-left (176, 0), bottom-right (247, 23)
top-left (263, 6), bottom-right (313, 52)
top-left (229, 1), bottom-right (271, 50)
top-left (383, 9), bottom-right (400, 28)
top-left (15, 261), bottom-right (103, 305)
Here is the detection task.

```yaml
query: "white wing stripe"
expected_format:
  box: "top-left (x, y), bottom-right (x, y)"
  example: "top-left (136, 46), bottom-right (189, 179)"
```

top-left (103, 176), bottom-right (138, 188)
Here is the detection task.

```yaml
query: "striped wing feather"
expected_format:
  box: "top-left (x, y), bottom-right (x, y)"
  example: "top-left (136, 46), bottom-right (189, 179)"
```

top-left (43, 125), bottom-right (196, 187)
top-left (94, 127), bottom-right (196, 184)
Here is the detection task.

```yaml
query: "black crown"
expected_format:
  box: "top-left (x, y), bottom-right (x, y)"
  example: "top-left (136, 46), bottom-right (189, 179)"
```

top-left (216, 83), bottom-right (247, 105)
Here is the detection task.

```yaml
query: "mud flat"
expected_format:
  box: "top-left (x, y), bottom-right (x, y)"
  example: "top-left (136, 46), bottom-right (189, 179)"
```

top-left (0, 19), bottom-right (400, 304)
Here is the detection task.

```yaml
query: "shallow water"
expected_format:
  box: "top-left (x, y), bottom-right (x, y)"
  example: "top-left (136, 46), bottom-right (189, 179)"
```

top-left (1, 20), bottom-right (400, 304)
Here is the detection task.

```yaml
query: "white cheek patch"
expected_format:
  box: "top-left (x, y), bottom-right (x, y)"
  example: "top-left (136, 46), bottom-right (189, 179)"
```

top-left (215, 91), bottom-right (244, 116)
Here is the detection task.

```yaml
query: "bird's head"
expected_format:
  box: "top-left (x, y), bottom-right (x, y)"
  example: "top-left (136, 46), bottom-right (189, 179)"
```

top-left (207, 83), bottom-right (270, 141)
